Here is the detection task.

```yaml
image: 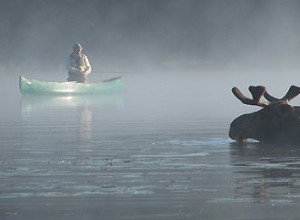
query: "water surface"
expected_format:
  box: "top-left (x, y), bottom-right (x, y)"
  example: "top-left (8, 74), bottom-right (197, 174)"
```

top-left (1, 73), bottom-right (300, 220)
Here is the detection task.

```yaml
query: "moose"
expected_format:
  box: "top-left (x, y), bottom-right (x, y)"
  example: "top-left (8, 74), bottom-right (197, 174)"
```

top-left (229, 85), bottom-right (300, 144)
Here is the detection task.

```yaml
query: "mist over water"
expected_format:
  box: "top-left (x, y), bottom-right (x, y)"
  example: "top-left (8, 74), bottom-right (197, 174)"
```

top-left (1, 0), bottom-right (300, 110)
top-left (2, 1), bottom-right (300, 219)
top-left (0, 0), bottom-right (300, 75)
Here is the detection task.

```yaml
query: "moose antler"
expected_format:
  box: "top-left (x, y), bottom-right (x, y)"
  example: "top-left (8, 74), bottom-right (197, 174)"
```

top-left (264, 85), bottom-right (300, 103)
top-left (232, 86), bottom-right (267, 107)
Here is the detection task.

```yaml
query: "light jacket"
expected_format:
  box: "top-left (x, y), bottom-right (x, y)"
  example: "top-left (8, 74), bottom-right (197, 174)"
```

top-left (66, 53), bottom-right (91, 75)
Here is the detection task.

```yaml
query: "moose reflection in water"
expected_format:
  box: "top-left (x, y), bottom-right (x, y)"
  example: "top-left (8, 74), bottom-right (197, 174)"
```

top-left (229, 85), bottom-right (300, 144)
top-left (230, 142), bottom-right (300, 203)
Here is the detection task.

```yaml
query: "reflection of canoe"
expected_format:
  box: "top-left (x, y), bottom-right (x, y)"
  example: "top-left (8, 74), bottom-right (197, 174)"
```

top-left (19, 75), bottom-right (124, 95)
top-left (21, 94), bottom-right (124, 114)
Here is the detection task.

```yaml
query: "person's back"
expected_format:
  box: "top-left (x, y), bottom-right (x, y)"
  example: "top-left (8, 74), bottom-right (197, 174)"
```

top-left (66, 43), bottom-right (91, 83)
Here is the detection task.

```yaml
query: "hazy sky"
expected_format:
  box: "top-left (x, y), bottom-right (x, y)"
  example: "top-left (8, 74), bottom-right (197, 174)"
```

top-left (1, 0), bottom-right (300, 74)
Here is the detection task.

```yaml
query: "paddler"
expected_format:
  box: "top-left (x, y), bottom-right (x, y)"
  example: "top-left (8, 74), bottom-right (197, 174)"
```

top-left (66, 42), bottom-right (91, 83)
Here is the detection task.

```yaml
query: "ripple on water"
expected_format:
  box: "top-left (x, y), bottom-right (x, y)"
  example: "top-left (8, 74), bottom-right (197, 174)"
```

top-left (161, 138), bottom-right (231, 147)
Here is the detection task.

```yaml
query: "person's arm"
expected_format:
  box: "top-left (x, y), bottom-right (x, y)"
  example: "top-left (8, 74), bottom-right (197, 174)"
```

top-left (66, 56), bottom-right (80, 73)
top-left (83, 55), bottom-right (91, 75)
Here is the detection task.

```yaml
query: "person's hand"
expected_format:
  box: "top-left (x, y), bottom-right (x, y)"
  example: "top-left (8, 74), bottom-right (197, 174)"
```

top-left (79, 66), bottom-right (85, 72)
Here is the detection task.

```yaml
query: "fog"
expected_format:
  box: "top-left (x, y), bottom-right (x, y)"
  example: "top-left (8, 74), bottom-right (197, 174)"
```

top-left (2, 3), bottom-right (300, 218)
top-left (0, 0), bottom-right (299, 72)
top-left (1, 0), bottom-right (300, 115)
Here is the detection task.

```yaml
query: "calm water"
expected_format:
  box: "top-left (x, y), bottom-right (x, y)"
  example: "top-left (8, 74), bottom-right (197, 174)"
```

top-left (1, 73), bottom-right (300, 219)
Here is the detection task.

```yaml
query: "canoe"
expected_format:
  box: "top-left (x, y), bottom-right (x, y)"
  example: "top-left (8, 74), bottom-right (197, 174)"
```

top-left (19, 75), bottom-right (124, 95)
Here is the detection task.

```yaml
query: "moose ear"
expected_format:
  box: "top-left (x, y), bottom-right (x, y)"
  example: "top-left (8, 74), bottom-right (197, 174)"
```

top-left (276, 104), bottom-right (293, 117)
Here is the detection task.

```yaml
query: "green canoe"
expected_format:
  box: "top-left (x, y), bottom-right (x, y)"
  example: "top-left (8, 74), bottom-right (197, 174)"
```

top-left (19, 75), bottom-right (124, 95)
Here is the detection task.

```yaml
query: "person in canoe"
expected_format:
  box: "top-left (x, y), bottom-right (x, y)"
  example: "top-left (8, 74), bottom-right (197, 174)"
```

top-left (66, 43), bottom-right (91, 83)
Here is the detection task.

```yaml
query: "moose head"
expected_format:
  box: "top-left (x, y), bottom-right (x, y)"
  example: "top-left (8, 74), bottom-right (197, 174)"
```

top-left (229, 85), bottom-right (300, 144)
